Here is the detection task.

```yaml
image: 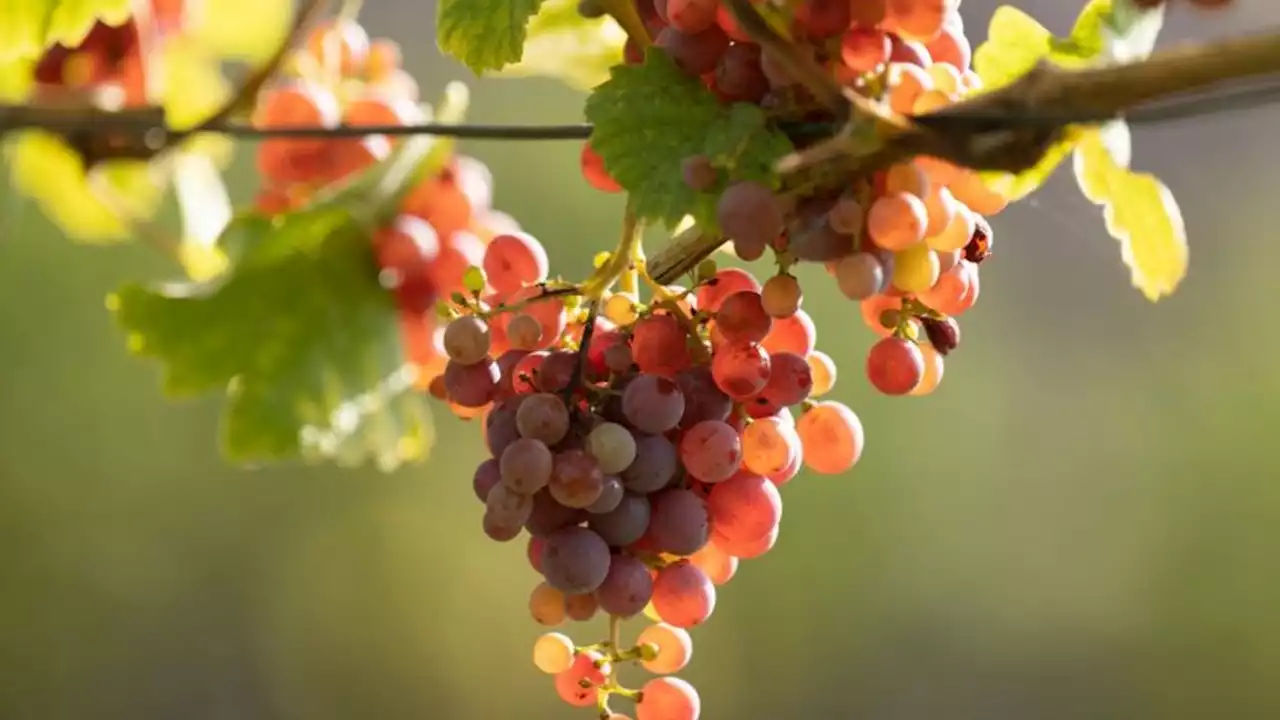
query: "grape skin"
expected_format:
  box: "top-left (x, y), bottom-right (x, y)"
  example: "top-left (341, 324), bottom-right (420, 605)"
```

top-left (638, 622), bottom-right (694, 674)
top-left (706, 471), bottom-right (783, 544)
top-left (515, 392), bottom-right (570, 445)
top-left (622, 434), bottom-right (679, 492)
top-left (595, 552), bottom-right (654, 617)
top-left (532, 632), bottom-right (575, 674)
top-left (679, 420), bottom-right (742, 483)
top-left (796, 401), bottom-right (865, 475)
top-left (637, 677), bottom-right (702, 720)
top-left (647, 488), bottom-right (711, 555)
top-left (652, 560), bottom-right (716, 628)
top-left (622, 374), bottom-right (687, 434)
top-left (588, 492), bottom-right (652, 547)
top-left (541, 526), bottom-right (612, 594)
top-left (500, 437), bottom-right (553, 494)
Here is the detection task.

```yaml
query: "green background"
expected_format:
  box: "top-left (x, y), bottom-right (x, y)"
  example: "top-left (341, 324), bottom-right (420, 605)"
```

top-left (2, 1), bottom-right (1279, 717)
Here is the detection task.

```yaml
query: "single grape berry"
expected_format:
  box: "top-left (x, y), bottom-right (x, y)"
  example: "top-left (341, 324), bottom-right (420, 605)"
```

top-left (963, 213), bottom-right (993, 263)
top-left (921, 316), bottom-right (961, 355)
top-left (866, 336), bottom-right (926, 395)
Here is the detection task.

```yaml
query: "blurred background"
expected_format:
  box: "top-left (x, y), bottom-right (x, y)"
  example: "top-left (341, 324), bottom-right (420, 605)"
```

top-left (3, 0), bottom-right (1280, 718)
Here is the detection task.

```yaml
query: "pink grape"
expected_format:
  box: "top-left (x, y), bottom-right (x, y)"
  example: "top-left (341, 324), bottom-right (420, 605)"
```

top-left (472, 458), bottom-right (500, 502)
top-left (741, 416), bottom-right (800, 476)
top-left (500, 437), bottom-right (553, 494)
top-left (534, 349), bottom-right (577, 392)
top-left (706, 471), bottom-right (783, 543)
top-left (541, 526), bottom-right (611, 594)
top-left (484, 396), bottom-right (522, 456)
top-left (866, 336), bottom-right (925, 395)
top-left (622, 434), bottom-right (679, 492)
top-left (656, 26), bottom-right (730, 76)
top-left (442, 316), bottom-right (490, 365)
top-left (483, 231), bottom-right (548, 294)
top-left (761, 309), bottom-right (816, 356)
top-left (710, 342), bottom-right (770, 400)
top-left (717, 182), bottom-right (783, 255)
top-left (687, 542), bottom-right (738, 585)
top-left (636, 677), bottom-right (701, 720)
top-left (652, 560), bottom-right (716, 627)
top-left (675, 366), bottom-right (733, 428)
top-left (767, 450), bottom-right (803, 487)
top-left (443, 357), bottom-right (499, 407)
top-left (632, 314), bottom-right (692, 377)
top-left (586, 475), bottom-right (625, 514)
top-left (755, 351), bottom-right (813, 407)
top-left (549, 449), bottom-right (606, 509)
top-left (715, 290), bottom-right (772, 344)
top-left (696, 267), bottom-right (760, 312)
top-left (795, 401), bottom-right (865, 474)
top-left (515, 392), bottom-right (570, 445)
top-left (761, 274), bottom-right (802, 318)
top-left (679, 420), bottom-right (742, 483)
top-left (622, 373), bottom-right (686, 434)
top-left (595, 553), bottom-right (654, 617)
top-left (484, 484), bottom-right (534, 541)
top-left (713, 524), bottom-right (778, 559)
top-left (647, 488), bottom-right (710, 555)
top-left (638, 623), bottom-right (694, 674)
top-left (588, 492), bottom-right (651, 546)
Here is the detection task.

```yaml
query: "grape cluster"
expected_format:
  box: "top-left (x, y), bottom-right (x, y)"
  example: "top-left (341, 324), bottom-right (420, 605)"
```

top-left (432, 225), bottom-right (863, 719)
top-left (249, 19), bottom-right (523, 395)
top-left (581, 0), bottom-right (989, 398)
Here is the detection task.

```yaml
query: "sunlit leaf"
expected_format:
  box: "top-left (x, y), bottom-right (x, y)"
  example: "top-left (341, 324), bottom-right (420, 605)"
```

top-left (186, 0), bottom-right (293, 64)
top-left (1073, 125), bottom-right (1187, 301)
top-left (978, 127), bottom-right (1085, 202)
top-left (972, 6), bottom-right (1053, 90)
top-left (172, 152), bottom-right (231, 281)
top-left (0, 0), bottom-right (132, 63)
top-left (437, 0), bottom-right (546, 73)
top-left (491, 0), bottom-right (625, 91)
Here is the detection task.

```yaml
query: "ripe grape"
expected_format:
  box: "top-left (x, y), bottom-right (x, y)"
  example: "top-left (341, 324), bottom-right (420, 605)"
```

top-left (550, 449), bottom-right (606, 509)
top-left (506, 314), bottom-right (543, 350)
top-left (444, 358), bottom-right (499, 407)
top-left (910, 342), bottom-right (945, 396)
top-left (806, 350), bottom-right (837, 397)
top-left (866, 336), bottom-right (926, 395)
top-left (479, 234), bottom-right (546, 295)
top-left (595, 553), bottom-right (654, 617)
top-left (715, 290), bottom-right (771, 344)
top-left (841, 26), bottom-right (891, 72)
top-left (442, 316), bottom-right (490, 365)
top-left (581, 141), bottom-right (622, 193)
top-left (687, 542), bottom-right (738, 585)
top-left (796, 401), bottom-right (865, 474)
top-left (710, 342), bottom-right (770, 400)
top-left (652, 560), bottom-right (716, 627)
top-left (533, 632), bottom-right (576, 674)
top-left (526, 489), bottom-right (583, 537)
top-left (647, 488), bottom-right (711, 555)
top-left (761, 274), bottom-right (802, 318)
top-left (761, 309), bottom-right (816, 356)
top-left (714, 42), bottom-right (769, 102)
top-left (717, 182), bottom-right (783, 255)
top-left (741, 416), bottom-right (800, 476)
top-left (638, 623), bottom-right (694, 674)
top-left (473, 459), bottom-right (501, 502)
top-left (632, 314), bottom-right (692, 377)
top-left (681, 154), bottom-right (718, 191)
top-left (565, 592), bottom-right (599, 621)
top-left (696, 268), bottom-right (761, 312)
top-left (515, 392), bottom-right (570, 445)
top-left (588, 491), bottom-right (652, 546)
top-left (541, 526), bottom-right (612, 594)
top-left (756, 351), bottom-right (813, 407)
top-left (679, 420), bottom-right (742, 483)
top-left (833, 252), bottom-right (885, 301)
top-left (713, 523), bottom-right (778, 559)
top-left (530, 581), bottom-right (568, 626)
top-left (636, 677), bottom-right (701, 720)
top-left (675, 365), bottom-right (733, 428)
top-left (622, 374), bottom-right (686, 434)
top-left (921, 315), bottom-right (961, 354)
top-left (656, 26), bottom-right (730, 75)
top-left (622, 435), bottom-right (679, 492)
top-left (500, 437), bottom-right (554, 494)
top-left (867, 191), bottom-right (928, 251)
top-left (706, 471), bottom-right (783, 543)
top-left (587, 475), bottom-right (625, 514)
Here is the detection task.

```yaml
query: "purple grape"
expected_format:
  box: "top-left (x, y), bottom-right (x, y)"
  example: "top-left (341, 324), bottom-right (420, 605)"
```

top-left (675, 366), bottom-right (733, 428)
top-left (622, 374), bottom-right (686, 434)
top-left (540, 526), bottom-right (612, 594)
top-left (525, 489), bottom-right (583, 537)
top-left (472, 459), bottom-right (501, 503)
top-left (621, 434), bottom-right (679, 493)
top-left (595, 553), bottom-right (654, 617)
top-left (647, 488), bottom-right (710, 555)
top-left (587, 492), bottom-right (651, 547)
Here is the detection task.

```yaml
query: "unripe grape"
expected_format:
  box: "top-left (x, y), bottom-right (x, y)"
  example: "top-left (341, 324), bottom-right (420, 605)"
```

top-left (533, 632), bottom-right (575, 673)
top-left (638, 623), bottom-right (694, 674)
top-left (761, 274), bottom-right (802, 318)
top-left (892, 242), bottom-right (941, 294)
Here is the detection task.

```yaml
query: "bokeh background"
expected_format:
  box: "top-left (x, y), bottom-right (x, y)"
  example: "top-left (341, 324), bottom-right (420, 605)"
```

top-left (3, 1), bottom-right (1280, 718)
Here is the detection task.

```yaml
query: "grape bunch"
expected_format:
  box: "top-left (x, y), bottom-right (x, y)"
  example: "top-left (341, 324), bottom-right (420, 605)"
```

top-left (249, 18), bottom-right (523, 394)
top-left (431, 224), bottom-right (863, 719)
top-left (582, 0), bottom-right (987, 398)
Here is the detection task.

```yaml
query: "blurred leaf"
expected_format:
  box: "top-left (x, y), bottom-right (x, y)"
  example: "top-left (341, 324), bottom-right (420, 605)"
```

top-left (972, 7), bottom-right (1053, 90)
top-left (172, 152), bottom-right (231, 281)
top-left (437, 0), bottom-right (545, 73)
top-left (978, 127), bottom-right (1085, 202)
top-left (1099, 0), bottom-right (1165, 62)
top-left (110, 87), bottom-right (469, 468)
top-left (491, 0), bottom-right (625, 91)
top-left (5, 131), bottom-right (164, 242)
top-left (0, 0), bottom-right (132, 63)
top-left (1073, 123), bottom-right (1187, 301)
top-left (186, 0), bottom-right (292, 63)
top-left (157, 37), bottom-right (232, 130)
top-left (585, 52), bottom-right (791, 228)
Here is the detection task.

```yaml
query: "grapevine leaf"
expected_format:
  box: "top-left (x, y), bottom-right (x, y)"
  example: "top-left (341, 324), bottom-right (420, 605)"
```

top-left (491, 0), bottom-right (625, 91)
top-left (972, 7), bottom-right (1054, 91)
top-left (585, 51), bottom-right (792, 228)
top-left (172, 152), bottom-right (233, 282)
top-left (5, 131), bottom-right (164, 242)
top-left (0, 0), bottom-right (132, 63)
top-left (437, 0), bottom-right (546, 73)
top-left (110, 87), bottom-right (470, 468)
top-left (186, 0), bottom-right (293, 63)
top-left (978, 127), bottom-right (1085, 202)
top-left (1073, 125), bottom-right (1187, 301)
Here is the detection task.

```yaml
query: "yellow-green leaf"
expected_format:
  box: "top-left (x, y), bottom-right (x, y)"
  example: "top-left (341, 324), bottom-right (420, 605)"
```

top-left (972, 6), bottom-right (1053, 90)
top-left (0, 0), bottom-right (132, 63)
top-left (978, 127), bottom-right (1086, 202)
top-left (1073, 127), bottom-right (1187, 301)
top-left (491, 0), bottom-right (626, 91)
top-left (437, 0), bottom-right (546, 73)
top-left (186, 0), bottom-right (293, 63)
top-left (6, 131), bottom-right (164, 243)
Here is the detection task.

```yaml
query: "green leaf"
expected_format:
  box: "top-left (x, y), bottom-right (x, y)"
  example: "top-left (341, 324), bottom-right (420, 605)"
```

top-left (1073, 124), bottom-right (1188, 301)
top-left (972, 6), bottom-right (1053, 91)
top-left (437, 0), bottom-right (546, 73)
top-left (0, 0), bottom-right (132, 63)
top-left (978, 127), bottom-right (1085, 203)
top-left (491, 0), bottom-right (625, 91)
top-left (584, 51), bottom-right (792, 228)
top-left (110, 87), bottom-right (470, 469)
